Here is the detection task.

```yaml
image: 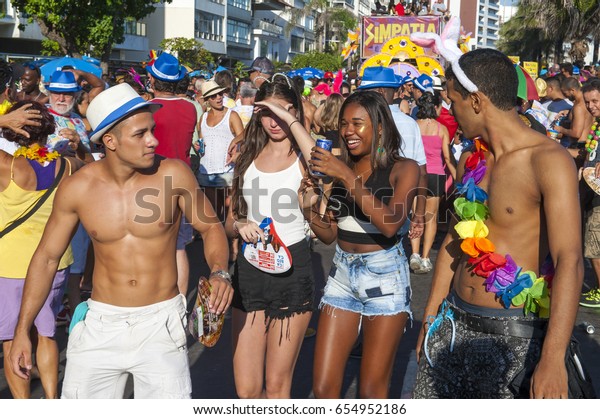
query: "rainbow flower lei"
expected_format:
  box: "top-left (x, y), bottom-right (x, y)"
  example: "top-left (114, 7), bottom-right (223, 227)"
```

top-left (454, 139), bottom-right (552, 318)
top-left (14, 143), bottom-right (60, 164)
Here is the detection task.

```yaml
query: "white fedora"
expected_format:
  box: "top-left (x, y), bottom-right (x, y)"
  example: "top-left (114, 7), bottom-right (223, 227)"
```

top-left (88, 84), bottom-right (161, 143)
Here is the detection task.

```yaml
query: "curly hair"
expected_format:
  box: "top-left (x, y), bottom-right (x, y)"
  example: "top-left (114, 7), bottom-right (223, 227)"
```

top-left (416, 91), bottom-right (441, 120)
top-left (3, 100), bottom-right (56, 147)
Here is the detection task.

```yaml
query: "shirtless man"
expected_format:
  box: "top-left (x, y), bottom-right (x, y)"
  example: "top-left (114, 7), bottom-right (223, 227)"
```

top-left (413, 49), bottom-right (584, 399)
top-left (9, 84), bottom-right (232, 399)
top-left (17, 64), bottom-right (48, 105)
top-left (556, 77), bottom-right (594, 152)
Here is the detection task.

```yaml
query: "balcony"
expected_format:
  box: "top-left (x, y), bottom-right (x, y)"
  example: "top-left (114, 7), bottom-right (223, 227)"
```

top-left (332, 0), bottom-right (355, 12)
top-left (252, 0), bottom-right (292, 11)
top-left (487, 0), bottom-right (500, 11)
top-left (252, 19), bottom-right (283, 38)
top-left (196, 31), bottom-right (224, 42)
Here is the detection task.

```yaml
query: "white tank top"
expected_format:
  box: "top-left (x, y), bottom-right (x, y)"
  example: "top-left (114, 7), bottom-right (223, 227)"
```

top-left (200, 108), bottom-right (235, 174)
top-left (243, 157), bottom-right (306, 246)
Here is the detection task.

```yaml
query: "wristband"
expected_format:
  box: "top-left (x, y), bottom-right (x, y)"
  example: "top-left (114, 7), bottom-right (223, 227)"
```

top-left (289, 119), bottom-right (300, 129)
top-left (209, 270), bottom-right (232, 284)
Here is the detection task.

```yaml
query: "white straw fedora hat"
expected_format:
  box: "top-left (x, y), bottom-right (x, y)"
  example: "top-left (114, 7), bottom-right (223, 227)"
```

top-left (87, 84), bottom-right (162, 143)
top-left (201, 80), bottom-right (227, 98)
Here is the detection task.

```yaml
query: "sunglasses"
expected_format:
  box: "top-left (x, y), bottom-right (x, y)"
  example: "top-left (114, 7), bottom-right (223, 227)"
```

top-left (206, 92), bottom-right (224, 99)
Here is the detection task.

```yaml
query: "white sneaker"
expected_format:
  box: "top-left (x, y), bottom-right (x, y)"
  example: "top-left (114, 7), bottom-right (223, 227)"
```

top-left (409, 253), bottom-right (422, 271)
top-left (416, 257), bottom-right (433, 274)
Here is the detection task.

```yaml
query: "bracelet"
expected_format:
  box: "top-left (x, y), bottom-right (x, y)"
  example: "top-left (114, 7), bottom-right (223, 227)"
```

top-left (209, 270), bottom-right (232, 284)
top-left (289, 119), bottom-right (300, 129)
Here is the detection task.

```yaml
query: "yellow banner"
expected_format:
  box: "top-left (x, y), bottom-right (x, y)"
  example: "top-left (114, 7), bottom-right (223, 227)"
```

top-left (508, 56), bottom-right (520, 64)
top-left (523, 62), bottom-right (539, 79)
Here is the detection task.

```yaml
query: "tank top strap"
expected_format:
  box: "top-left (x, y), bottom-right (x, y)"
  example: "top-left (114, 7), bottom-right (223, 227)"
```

top-left (10, 156), bottom-right (16, 180)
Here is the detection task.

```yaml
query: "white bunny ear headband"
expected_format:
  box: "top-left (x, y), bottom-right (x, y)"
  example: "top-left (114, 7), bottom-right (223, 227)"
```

top-left (410, 16), bottom-right (478, 93)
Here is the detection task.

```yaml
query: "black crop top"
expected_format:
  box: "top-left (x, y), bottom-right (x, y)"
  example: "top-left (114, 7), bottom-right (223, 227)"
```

top-left (327, 165), bottom-right (397, 247)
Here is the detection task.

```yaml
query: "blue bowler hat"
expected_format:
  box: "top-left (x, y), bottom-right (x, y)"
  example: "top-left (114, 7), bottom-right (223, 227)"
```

top-left (414, 74), bottom-right (434, 94)
top-left (358, 66), bottom-right (401, 89)
top-left (47, 71), bottom-right (82, 93)
top-left (147, 53), bottom-right (187, 82)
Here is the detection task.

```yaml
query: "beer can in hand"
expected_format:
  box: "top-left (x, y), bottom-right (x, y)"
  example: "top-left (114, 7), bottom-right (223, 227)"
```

top-left (312, 138), bottom-right (333, 177)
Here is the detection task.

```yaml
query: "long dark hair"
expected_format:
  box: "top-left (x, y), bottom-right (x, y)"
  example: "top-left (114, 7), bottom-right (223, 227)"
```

top-left (232, 74), bottom-right (304, 218)
top-left (338, 90), bottom-right (401, 171)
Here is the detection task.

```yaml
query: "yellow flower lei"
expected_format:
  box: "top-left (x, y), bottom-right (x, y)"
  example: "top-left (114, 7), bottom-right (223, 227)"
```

top-left (14, 143), bottom-right (60, 164)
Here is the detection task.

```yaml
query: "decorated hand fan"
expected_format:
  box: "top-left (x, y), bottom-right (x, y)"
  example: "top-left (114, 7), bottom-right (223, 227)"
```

top-left (583, 167), bottom-right (600, 195)
top-left (242, 217), bottom-right (292, 274)
top-left (188, 276), bottom-right (225, 347)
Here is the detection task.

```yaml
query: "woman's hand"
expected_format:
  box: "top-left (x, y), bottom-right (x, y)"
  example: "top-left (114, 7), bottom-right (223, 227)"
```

top-left (254, 100), bottom-right (297, 127)
top-left (309, 146), bottom-right (353, 183)
top-left (235, 220), bottom-right (265, 245)
top-left (298, 174), bottom-right (320, 210)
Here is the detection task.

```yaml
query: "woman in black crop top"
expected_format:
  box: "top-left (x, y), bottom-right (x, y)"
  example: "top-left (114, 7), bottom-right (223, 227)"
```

top-left (300, 90), bottom-right (420, 398)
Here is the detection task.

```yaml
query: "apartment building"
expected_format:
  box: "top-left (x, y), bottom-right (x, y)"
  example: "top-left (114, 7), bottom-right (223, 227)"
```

top-left (447, 0), bottom-right (501, 49)
top-left (0, 0), bottom-right (337, 66)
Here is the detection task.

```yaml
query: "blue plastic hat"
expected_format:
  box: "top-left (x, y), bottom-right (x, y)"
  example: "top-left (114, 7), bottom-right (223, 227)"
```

top-left (147, 53), bottom-right (187, 82)
top-left (358, 66), bottom-right (401, 89)
top-left (46, 71), bottom-right (82, 93)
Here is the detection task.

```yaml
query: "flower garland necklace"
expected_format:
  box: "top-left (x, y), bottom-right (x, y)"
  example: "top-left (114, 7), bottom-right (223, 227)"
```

top-left (453, 139), bottom-right (552, 318)
top-left (14, 143), bottom-right (60, 164)
top-left (585, 118), bottom-right (599, 161)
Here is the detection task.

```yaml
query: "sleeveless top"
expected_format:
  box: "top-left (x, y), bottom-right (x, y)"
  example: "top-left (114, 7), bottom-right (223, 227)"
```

top-left (0, 157), bottom-right (74, 278)
top-left (242, 157), bottom-right (306, 246)
top-left (200, 108), bottom-right (235, 175)
top-left (421, 122), bottom-right (445, 175)
top-left (328, 165), bottom-right (397, 247)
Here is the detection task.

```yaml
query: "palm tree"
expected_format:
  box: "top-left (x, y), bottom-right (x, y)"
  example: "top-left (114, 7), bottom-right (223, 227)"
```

top-left (522, 0), bottom-right (600, 63)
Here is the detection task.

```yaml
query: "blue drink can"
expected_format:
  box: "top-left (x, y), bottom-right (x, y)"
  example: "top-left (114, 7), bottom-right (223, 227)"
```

top-left (313, 138), bottom-right (333, 177)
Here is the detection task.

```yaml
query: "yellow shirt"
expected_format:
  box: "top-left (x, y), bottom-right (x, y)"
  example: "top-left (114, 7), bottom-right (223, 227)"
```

top-left (0, 159), bottom-right (73, 278)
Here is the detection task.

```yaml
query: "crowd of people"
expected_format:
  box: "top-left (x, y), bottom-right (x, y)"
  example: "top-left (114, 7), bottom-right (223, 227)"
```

top-left (0, 32), bottom-right (597, 400)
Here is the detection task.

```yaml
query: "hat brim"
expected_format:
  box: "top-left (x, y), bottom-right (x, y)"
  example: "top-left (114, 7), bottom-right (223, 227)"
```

top-left (201, 85), bottom-right (227, 99)
top-left (146, 64), bottom-right (187, 82)
top-left (357, 81), bottom-right (401, 90)
top-left (90, 100), bottom-right (162, 143)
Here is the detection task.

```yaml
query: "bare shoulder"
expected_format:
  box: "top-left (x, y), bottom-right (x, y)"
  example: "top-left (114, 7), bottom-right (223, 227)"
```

top-left (392, 157), bottom-right (419, 178)
top-left (530, 134), bottom-right (576, 175)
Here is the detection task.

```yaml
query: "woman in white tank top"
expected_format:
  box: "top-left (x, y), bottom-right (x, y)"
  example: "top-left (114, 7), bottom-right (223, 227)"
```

top-left (197, 81), bottom-right (244, 221)
top-left (224, 75), bottom-right (315, 399)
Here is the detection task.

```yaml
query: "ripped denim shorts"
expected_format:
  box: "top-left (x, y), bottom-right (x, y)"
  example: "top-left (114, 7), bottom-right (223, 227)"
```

top-left (320, 243), bottom-right (412, 317)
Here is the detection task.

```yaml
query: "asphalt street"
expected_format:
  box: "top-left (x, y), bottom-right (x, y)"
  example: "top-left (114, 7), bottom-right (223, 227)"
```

top-left (1, 233), bottom-right (599, 399)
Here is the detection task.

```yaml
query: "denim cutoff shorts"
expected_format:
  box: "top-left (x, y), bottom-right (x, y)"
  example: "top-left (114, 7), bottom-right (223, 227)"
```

top-left (320, 243), bottom-right (412, 317)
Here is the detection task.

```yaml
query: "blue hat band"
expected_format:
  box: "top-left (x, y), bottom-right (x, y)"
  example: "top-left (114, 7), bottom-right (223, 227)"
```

top-left (91, 96), bottom-right (148, 137)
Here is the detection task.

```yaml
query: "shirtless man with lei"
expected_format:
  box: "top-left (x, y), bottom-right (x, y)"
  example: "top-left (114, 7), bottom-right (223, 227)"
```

top-left (413, 48), bottom-right (589, 399)
top-left (9, 84), bottom-right (232, 398)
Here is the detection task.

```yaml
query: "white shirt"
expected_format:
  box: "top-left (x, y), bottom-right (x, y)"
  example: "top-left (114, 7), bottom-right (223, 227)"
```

top-left (0, 135), bottom-right (17, 155)
top-left (389, 104), bottom-right (427, 166)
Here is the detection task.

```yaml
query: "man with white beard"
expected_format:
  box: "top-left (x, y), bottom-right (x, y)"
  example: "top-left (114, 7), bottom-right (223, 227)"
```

top-left (45, 70), bottom-right (102, 160)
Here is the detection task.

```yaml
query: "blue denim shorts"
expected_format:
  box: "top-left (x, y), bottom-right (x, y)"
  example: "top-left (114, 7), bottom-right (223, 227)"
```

top-left (320, 243), bottom-right (412, 317)
top-left (197, 172), bottom-right (233, 188)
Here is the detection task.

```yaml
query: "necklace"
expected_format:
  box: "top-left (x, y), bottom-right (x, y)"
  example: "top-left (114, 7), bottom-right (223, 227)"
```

top-left (14, 143), bottom-right (60, 164)
top-left (454, 139), bottom-right (551, 317)
top-left (586, 118), bottom-right (599, 160)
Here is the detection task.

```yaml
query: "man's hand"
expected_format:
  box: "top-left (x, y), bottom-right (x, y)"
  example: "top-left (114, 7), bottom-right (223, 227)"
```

top-left (207, 274), bottom-right (233, 315)
top-left (9, 332), bottom-right (33, 381)
top-left (60, 128), bottom-right (81, 151)
top-left (0, 103), bottom-right (42, 137)
top-left (530, 355), bottom-right (568, 399)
